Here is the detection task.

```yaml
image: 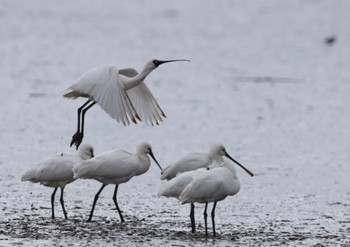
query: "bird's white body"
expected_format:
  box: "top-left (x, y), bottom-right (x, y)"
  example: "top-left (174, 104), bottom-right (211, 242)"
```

top-left (73, 142), bottom-right (162, 222)
top-left (179, 160), bottom-right (240, 204)
top-left (161, 144), bottom-right (229, 180)
top-left (64, 62), bottom-right (166, 126)
top-left (73, 142), bottom-right (153, 185)
top-left (159, 167), bottom-right (209, 199)
top-left (21, 144), bottom-right (94, 219)
top-left (21, 144), bottom-right (94, 188)
top-left (159, 144), bottom-right (252, 236)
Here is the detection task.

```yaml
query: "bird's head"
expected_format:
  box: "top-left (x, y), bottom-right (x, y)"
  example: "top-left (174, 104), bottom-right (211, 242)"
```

top-left (138, 142), bottom-right (163, 171)
top-left (145, 59), bottom-right (190, 70)
top-left (209, 143), bottom-right (254, 177)
top-left (78, 143), bottom-right (94, 160)
top-left (209, 143), bottom-right (227, 157)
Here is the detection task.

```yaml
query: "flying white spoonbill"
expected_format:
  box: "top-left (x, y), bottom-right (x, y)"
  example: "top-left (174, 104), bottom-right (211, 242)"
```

top-left (73, 142), bottom-right (162, 222)
top-left (64, 59), bottom-right (189, 149)
top-left (179, 158), bottom-right (254, 237)
top-left (21, 144), bottom-right (94, 219)
top-left (161, 143), bottom-right (253, 180)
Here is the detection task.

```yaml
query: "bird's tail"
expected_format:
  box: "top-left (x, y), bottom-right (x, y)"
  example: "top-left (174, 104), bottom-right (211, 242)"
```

top-left (21, 168), bottom-right (38, 182)
top-left (63, 90), bottom-right (89, 99)
top-left (158, 184), bottom-right (173, 197)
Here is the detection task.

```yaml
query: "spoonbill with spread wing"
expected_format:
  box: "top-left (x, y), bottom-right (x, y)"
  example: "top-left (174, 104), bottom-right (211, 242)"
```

top-left (21, 144), bottom-right (94, 219)
top-left (64, 59), bottom-right (189, 149)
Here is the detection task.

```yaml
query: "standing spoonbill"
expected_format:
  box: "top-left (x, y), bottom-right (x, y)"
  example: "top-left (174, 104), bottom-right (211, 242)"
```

top-left (160, 144), bottom-right (253, 233)
top-left (21, 144), bottom-right (94, 219)
top-left (64, 59), bottom-right (190, 149)
top-left (161, 143), bottom-right (253, 180)
top-left (72, 142), bottom-right (162, 222)
top-left (159, 167), bottom-right (210, 233)
top-left (179, 158), bottom-right (254, 237)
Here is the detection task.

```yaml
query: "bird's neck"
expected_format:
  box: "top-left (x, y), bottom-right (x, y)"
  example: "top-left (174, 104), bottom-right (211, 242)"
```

top-left (209, 153), bottom-right (224, 163)
top-left (121, 66), bottom-right (154, 90)
top-left (135, 155), bottom-right (151, 176)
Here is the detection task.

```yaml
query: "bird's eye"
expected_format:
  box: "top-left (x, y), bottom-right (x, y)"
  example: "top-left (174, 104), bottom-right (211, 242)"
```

top-left (153, 60), bottom-right (160, 67)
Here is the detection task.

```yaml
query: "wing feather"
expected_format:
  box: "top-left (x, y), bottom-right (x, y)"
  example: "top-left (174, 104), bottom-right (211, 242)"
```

top-left (64, 65), bottom-right (139, 126)
top-left (120, 68), bottom-right (166, 125)
top-left (73, 150), bottom-right (138, 179)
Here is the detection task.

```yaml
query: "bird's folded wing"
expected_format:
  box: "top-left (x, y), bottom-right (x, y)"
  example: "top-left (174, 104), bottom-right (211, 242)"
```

top-left (179, 175), bottom-right (224, 203)
top-left (120, 68), bottom-right (166, 126)
top-left (36, 154), bottom-right (79, 180)
top-left (77, 150), bottom-right (138, 178)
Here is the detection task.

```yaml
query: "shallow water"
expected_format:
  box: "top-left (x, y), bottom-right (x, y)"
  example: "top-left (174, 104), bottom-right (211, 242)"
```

top-left (1, 0), bottom-right (350, 246)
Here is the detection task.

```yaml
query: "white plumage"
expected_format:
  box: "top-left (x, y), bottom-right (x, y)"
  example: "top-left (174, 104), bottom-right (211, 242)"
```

top-left (177, 158), bottom-right (253, 237)
top-left (159, 144), bottom-right (249, 234)
top-left (65, 65), bottom-right (161, 125)
top-left (73, 142), bottom-right (162, 222)
top-left (159, 168), bottom-right (209, 199)
top-left (21, 144), bottom-right (94, 219)
top-left (161, 143), bottom-right (248, 180)
top-left (64, 59), bottom-right (189, 149)
top-left (179, 160), bottom-right (241, 204)
top-left (159, 143), bottom-right (254, 237)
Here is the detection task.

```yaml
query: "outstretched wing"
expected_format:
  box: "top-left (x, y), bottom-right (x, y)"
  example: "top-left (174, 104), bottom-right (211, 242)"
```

top-left (120, 68), bottom-right (166, 125)
top-left (64, 65), bottom-right (139, 126)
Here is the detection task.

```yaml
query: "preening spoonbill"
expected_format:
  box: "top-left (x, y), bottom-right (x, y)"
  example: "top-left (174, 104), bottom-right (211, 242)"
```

top-left (64, 59), bottom-right (189, 149)
top-left (21, 144), bottom-right (94, 219)
top-left (179, 158), bottom-right (254, 237)
top-left (161, 143), bottom-right (253, 180)
top-left (73, 142), bottom-right (162, 222)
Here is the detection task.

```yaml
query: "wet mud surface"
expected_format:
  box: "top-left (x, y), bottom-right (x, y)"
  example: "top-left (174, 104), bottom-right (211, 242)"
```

top-left (1, 177), bottom-right (349, 247)
top-left (1, 215), bottom-right (349, 246)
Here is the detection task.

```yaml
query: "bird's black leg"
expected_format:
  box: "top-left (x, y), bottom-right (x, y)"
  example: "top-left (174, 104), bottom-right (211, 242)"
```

top-left (87, 184), bottom-right (106, 222)
top-left (204, 202), bottom-right (208, 237)
top-left (190, 203), bottom-right (195, 233)
top-left (112, 185), bottom-right (125, 223)
top-left (80, 101), bottom-right (96, 136)
top-left (60, 187), bottom-right (68, 219)
top-left (77, 100), bottom-right (91, 132)
top-left (70, 100), bottom-right (91, 148)
top-left (51, 187), bottom-right (58, 219)
top-left (70, 100), bottom-right (96, 149)
top-left (211, 201), bottom-right (217, 237)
